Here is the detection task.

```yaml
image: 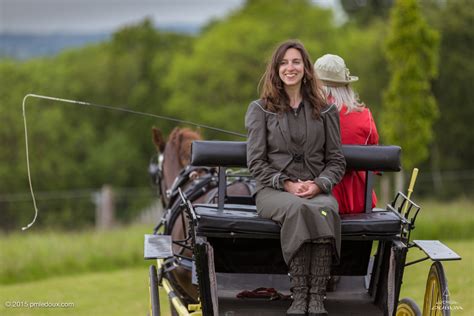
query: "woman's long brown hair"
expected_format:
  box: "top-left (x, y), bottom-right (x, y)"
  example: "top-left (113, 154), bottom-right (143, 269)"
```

top-left (259, 40), bottom-right (326, 118)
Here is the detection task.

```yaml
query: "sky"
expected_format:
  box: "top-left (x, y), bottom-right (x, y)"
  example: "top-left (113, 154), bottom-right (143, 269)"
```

top-left (0, 0), bottom-right (338, 34)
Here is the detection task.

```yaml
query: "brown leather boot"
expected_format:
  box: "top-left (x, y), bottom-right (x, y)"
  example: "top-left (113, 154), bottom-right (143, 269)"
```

top-left (287, 243), bottom-right (311, 316)
top-left (308, 241), bottom-right (332, 316)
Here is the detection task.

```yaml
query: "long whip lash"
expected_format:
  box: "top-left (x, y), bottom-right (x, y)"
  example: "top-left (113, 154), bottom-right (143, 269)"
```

top-left (21, 93), bottom-right (246, 230)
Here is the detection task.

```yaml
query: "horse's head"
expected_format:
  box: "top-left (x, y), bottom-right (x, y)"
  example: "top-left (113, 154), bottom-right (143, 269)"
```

top-left (151, 126), bottom-right (203, 206)
top-left (169, 127), bottom-right (202, 168)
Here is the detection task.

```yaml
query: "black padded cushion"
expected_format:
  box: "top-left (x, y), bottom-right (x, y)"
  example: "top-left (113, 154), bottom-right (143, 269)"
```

top-left (191, 141), bottom-right (401, 171)
top-left (192, 141), bottom-right (247, 167)
top-left (339, 210), bottom-right (401, 235)
top-left (342, 145), bottom-right (401, 171)
top-left (193, 204), bottom-right (401, 238)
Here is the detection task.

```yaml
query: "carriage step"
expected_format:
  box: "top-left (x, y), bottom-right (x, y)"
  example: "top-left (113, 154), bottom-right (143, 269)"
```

top-left (413, 240), bottom-right (461, 261)
top-left (144, 234), bottom-right (173, 259)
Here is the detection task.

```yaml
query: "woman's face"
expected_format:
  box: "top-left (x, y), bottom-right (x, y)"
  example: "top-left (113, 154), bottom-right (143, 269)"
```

top-left (278, 48), bottom-right (304, 88)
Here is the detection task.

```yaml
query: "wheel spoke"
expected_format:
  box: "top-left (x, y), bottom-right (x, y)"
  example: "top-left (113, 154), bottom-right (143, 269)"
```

top-left (429, 280), bottom-right (435, 316)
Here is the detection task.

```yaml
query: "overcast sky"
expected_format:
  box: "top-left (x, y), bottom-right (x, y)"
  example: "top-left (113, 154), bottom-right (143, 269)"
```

top-left (0, 0), bottom-right (337, 34)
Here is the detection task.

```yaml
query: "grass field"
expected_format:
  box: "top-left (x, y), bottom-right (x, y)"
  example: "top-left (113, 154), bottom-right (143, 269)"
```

top-left (408, 198), bottom-right (474, 240)
top-left (0, 225), bottom-right (152, 284)
top-left (0, 267), bottom-right (171, 315)
top-left (0, 241), bottom-right (470, 315)
top-left (0, 199), bottom-right (472, 315)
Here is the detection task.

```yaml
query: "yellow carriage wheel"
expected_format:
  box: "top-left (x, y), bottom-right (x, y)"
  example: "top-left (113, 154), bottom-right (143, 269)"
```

top-left (423, 262), bottom-right (450, 316)
top-left (396, 297), bottom-right (421, 316)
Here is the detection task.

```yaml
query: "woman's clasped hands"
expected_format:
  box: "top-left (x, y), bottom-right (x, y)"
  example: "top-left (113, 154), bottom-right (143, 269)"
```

top-left (284, 179), bottom-right (321, 199)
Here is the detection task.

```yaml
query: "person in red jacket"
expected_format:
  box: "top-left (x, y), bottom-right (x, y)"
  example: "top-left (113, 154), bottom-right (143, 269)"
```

top-left (314, 54), bottom-right (379, 214)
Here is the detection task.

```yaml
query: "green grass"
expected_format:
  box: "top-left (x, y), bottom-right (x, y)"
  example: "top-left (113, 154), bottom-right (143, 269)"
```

top-left (399, 239), bottom-right (473, 315)
top-left (0, 267), bottom-right (171, 316)
top-left (409, 198), bottom-right (474, 240)
top-left (0, 224), bottom-right (153, 284)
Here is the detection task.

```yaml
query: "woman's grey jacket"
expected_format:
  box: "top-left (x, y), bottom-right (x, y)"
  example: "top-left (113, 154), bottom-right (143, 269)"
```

top-left (245, 99), bottom-right (346, 193)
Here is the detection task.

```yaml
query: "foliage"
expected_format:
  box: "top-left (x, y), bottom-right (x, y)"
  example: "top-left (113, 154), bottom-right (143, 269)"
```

top-left (431, 0), bottom-right (474, 185)
top-left (340, 0), bottom-right (394, 25)
top-left (381, 0), bottom-right (440, 169)
top-left (163, 0), bottom-right (339, 139)
top-left (333, 19), bottom-right (389, 118)
top-left (0, 0), bottom-right (472, 230)
top-left (0, 20), bottom-right (192, 230)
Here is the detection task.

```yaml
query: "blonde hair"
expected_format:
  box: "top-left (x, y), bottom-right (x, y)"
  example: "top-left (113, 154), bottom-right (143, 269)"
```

top-left (322, 85), bottom-right (365, 113)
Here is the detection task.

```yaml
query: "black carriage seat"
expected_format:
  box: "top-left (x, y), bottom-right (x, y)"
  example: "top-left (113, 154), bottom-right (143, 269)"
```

top-left (190, 141), bottom-right (402, 239)
top-left (192, 204), bottom-right (402, 238)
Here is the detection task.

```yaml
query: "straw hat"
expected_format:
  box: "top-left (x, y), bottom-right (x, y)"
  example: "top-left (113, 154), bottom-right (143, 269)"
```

top-left (314, 54), bottom-right (358, 86)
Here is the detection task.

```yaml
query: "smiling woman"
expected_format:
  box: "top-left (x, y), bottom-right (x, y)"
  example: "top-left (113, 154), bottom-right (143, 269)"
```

top-left (246, 39), bottom-right (346, 316)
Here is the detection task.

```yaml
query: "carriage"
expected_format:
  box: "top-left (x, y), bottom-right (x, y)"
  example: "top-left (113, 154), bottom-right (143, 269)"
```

top-left (144, 136), bottom-right (461, 316)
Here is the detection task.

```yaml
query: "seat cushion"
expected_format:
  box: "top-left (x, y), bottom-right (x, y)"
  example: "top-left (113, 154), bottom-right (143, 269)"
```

top-left (194, 204), bottom-right (280, 237)
top-left (193, 204), bottom-right (401, 238)
top-left (340, 209), bottom-right (401, 236)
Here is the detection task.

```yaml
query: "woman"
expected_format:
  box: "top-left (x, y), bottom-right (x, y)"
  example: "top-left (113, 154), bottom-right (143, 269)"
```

top-left (245, 40), bottom-right (345, 316)
top-left (314, 54), bottom-right (379, 214)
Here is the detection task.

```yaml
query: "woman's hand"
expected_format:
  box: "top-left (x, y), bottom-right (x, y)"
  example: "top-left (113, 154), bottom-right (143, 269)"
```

top-left (284, 180), bottom-right (321, 198)
top-left (283, 180), bottom-right (303, 194)
top-left (295, 180), bottom-right (321, 198)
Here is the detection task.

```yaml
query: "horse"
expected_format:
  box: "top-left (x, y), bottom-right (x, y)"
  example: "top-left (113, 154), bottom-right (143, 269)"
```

top-left (151, 126), bottom-right (254, 304)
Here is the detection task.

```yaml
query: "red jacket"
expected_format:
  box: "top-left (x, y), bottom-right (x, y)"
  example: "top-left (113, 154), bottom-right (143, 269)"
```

top-left (332, 105), bottom-right (379, 214)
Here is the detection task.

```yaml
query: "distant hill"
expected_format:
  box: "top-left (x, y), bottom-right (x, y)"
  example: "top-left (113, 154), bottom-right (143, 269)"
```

top-left (0, 24), bottom-right (199, 60)
top-left (0, 33), bottom-right (111, 60)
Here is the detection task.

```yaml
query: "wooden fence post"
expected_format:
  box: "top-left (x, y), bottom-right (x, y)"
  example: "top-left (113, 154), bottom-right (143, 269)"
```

top-left (95, 185), bottom-right (115, 230)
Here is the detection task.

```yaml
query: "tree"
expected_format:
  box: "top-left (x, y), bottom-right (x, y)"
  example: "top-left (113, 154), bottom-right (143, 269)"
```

top-left (340, 0), bottom-right (394, 25)
top-left (428, 0), bottom-right (474, 196)
top-left (163, 0), bottom-right (339, 139)
top-left (333, 19), bottom-right (389, 117)
top-left (381, 0), bottom-right (439, 170)
top-left (0, 20), bottom-right (194, 230)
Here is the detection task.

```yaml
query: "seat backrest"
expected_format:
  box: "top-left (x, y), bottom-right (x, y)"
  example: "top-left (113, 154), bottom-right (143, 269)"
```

top-left (191, 141), bottom-right (401, 212)
top-left (191, 141), bottom-right (401, 171)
